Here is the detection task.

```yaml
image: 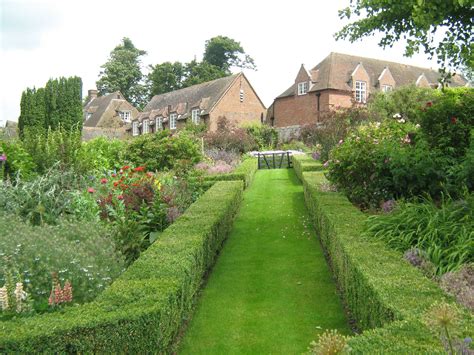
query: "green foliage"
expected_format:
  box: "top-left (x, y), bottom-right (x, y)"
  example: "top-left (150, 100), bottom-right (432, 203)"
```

top-left (0, 168), bottom-right (90, 226)
top-left (367, 85), bottom-right (438, 122)
top-left (292, 154), bottom-right (324, 182)
top-left (364, 194), bottom-right (474, 275)
top-left (419, 88), bottom-right (474, 159)
top-left (125, 130), bottom-right (202, 171)
top-left (182, 59), bottom-right (227, 87)
top-left (244, 123), bottom-right (278, 150)
top-left (77, 136), bottom-right (127, 173)
top-left (336, 0), bottom-right (474, 75)
top-left (0, 140), bottom-right (36, 180)
top-left (0, 181), bottom-right (243, 353)
top-left (22, 126), bottom-right (82, 174)
top-left (203, 35), bottom-right (256, 72)
top-left (301, 171), bottom-right (473, 352)
top-left (147, 61), bottom-right (185, 96)
top-left (0, 214), bottom-right (124, 311)
top-left (96, 37), bottom-right (147, 108)
top-left (18, 77), bottom-right (82, 136)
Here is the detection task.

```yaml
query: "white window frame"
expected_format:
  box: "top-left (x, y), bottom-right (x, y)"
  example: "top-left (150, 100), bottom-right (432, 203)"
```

top-left (132, 121), bottom-right (139, 136)
top-left (86, 112), bottom-right (92, 121)
top-left (169, 113), bottom-right (177, 130)
top-left (142, 119), bottom-right (149, 134)
top-left (355, 80), bottom-right (367, 103)
top-left (382, 84), bottom-right (393, 93)
top-left (155, 116), bottom-right (162, 131)
top-left (297, 82), bottom-right (308, 95)
top-left (191, 109), bottom-right (200, 125)
top-left (119, 111), bottom-right (131, 123)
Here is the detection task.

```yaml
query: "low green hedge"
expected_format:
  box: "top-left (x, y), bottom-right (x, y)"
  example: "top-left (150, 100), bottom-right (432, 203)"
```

top-left (302, 171), bottom-right (473, 353)
top-left (292, 154), bottom-right (323, 181)
top-left (0, 181), bottom-right (243, 353)
top-left (202, 157), bottom-right (257, 188)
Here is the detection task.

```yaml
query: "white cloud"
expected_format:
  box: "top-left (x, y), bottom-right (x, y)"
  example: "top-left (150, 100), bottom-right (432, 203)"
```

top-left (0, 0), bottom-right (441, 127)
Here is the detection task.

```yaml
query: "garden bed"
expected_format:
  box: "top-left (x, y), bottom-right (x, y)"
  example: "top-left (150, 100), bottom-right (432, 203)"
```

top-left (0, 181), bottom-right (243, 353)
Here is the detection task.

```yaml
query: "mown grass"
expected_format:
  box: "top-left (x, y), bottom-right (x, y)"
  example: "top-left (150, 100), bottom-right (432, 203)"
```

top-left (178, 169), bottom-right (349, 354)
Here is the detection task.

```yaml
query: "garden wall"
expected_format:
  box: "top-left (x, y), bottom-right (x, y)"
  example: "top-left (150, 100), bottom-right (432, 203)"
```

top-left (0, 181), bottom-right (243, 353)
top-left (300, 170), bottom-right (473, 352)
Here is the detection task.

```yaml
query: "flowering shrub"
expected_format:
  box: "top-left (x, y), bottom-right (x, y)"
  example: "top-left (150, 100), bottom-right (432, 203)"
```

top-left (0, 214), bottom-right (124, 312)
top-left (440, 264), bottom-right (473, 311)
top-left (419, 88), bottom-right (473, 159)
top-left (301, 106), bottom-right (374, 160)
top-left (204, 116), bottom-right (257, 153)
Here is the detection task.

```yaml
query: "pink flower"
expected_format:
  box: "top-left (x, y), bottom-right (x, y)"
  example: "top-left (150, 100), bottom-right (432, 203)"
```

top-left (338, 139), bottom-right (344, 145)
top-left (111, 173), bottom-right (117, 177)
top-left (117, 195), bottom-right (124, 200)
top-left (323, 160), bottom-right (330, 167)
top-left (0, 154), bottom-right (6, 162)
top-left (100, 178), bottom-right (108, 184)
top-left (62, 281), bottom-right (73, 303)
top-left (87, 187), bottom-right (95, 193)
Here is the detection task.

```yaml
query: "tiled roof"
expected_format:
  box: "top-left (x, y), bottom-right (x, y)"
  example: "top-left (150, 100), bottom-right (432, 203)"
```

top-left (83, 92), bottom-right (122, 127)
top-left (277, 52), bottom-right (467, 99)
top-left (140, 74), bottom-right (239, 121)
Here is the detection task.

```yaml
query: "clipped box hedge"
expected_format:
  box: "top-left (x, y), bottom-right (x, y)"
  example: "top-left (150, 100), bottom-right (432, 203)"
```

top-left (302, 171), bottom-right (473, 353)
top-left (202, 157), bottom-right (257, 188)
top-left (0, 181), bottom-right (243, 353)
top-left (292, 154), bottom-right (323, 181)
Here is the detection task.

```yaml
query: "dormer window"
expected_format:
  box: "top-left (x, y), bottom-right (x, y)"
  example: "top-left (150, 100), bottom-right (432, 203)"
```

top-left (297, 82), bottom-right (308, 95)
top-left (156, 116), bottom-right (162, 130)
top-left (142, 119), bottom-right (149, 134)
top-left (355, 81), bottom-right (367, 103)
top-left (119, 111), bottom-right (131, 123)
top-left (191, 109), bottom-right (200, 124)
top-left (169, 113), bottom-right (177, 130)
top-left (382, 85), bottom-right (393, 93)
top-left (132, 121), bottom-right (139, 136)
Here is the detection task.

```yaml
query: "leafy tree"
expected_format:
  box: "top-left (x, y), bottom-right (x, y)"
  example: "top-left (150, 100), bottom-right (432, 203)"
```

top-left (96, 38), bottom-right (147, 108)
top-left (182, 60), bottom-right (227, 87)
top-left (147, 61), bottom-right (185, 96)
top-left (203, 35), bottom-right (256, 73)
top-left (335, 0), bottom-right (474, 73)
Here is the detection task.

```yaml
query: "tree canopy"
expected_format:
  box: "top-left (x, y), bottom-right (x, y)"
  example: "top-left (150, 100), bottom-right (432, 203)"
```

top-left (335, 0), bottom-right (474, 73)
top-left (147, 35), bottom-right (254, 98)
top-left (96, 38), bottom-right (147, 108)
top-left (203, 36), bottom-right (256, 73)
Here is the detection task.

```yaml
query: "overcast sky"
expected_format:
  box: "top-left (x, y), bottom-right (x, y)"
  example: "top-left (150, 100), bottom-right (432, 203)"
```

top-left (0, 0), bottom-right (441, 127)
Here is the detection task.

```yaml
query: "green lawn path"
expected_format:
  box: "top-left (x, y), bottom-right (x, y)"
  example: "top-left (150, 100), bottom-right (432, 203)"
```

top-left (179, 169), bottom-right (350, 354)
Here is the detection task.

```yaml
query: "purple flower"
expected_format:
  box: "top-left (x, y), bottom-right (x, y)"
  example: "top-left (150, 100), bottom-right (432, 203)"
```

top-left (0, 154), bottom-right (6, 162)
top-left (381, 199), bottom-right (396, 213)
top-left (311, 151), bottom-right (321, 160)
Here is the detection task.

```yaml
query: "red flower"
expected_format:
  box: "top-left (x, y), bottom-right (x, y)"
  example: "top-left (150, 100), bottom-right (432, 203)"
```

top-left (100, 178), bottom-right (108, 184)
top-left (134, 166), bottom-right (145, 172)
top-left (117, 195), bottom-right (124, 200)
top-left (111, 173), bottom-right (117, 177)
top-left (87, 187), bottom-right (95, 193)
top-left (122, 165), bottom-right (130, 170)
top-left (426, 101), bottom-right (433, 107)
top-left (451, 116), bottom-right (457, 124)
top-left (113, 181), bottom-right (119, 187)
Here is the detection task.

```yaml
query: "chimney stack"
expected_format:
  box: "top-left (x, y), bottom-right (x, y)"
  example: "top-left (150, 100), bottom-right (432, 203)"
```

top-left (88, 89), bottom-right (98, 100)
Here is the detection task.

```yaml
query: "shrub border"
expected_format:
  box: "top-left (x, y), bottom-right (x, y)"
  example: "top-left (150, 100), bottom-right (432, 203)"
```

top-left (202, 157), bottom-right (257, 188)
top-left (300, 169), bottom-right (473, 352)
top-left (0, 181), bottom-right (244, 353)
top-left (292, 154), bottom-right (323, 181)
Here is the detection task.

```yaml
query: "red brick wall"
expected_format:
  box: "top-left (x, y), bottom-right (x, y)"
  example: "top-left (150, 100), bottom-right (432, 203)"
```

top-left (209, 75), bottom-right (266, 131)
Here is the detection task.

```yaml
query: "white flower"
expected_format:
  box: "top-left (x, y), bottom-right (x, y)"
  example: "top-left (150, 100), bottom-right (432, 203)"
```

top-left (14, 282), bottom-right (27, 313)
top-left (397, 118), bottom-right (406, 123)
top-left (415, 124), bottom-right (421, 128)
top-left (393, 113), bottom-right (402, 119)
top-left (375, 122), bottom-right (381, 128)
top-left (0, 286), bottom-right (9, 311)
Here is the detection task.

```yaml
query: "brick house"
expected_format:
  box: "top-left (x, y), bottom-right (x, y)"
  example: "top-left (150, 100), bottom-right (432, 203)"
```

top-left (83, 90), bottom-right (139, 128)
top-left (267, 52), bottom-right (468, 128)
top-left (129, 73), bottom-right (266, 136)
